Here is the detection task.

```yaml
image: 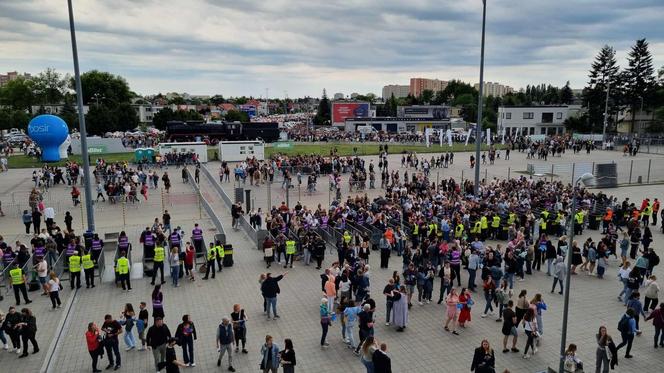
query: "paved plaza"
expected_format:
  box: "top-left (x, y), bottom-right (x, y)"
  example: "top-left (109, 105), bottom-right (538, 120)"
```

top-left (1, 148), bottom-right (664, 372)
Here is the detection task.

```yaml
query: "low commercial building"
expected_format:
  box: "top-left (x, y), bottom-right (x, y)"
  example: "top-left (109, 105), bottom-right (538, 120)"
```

top-left (397, 105), bottom-right (450, 119)
top-left (344, 117), bottom-right (450, 133)
top-left (497, 105), bottom-right (581, 136)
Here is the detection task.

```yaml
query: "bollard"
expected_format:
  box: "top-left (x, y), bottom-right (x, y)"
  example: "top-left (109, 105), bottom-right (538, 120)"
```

top-left (551, 164), bottom-right (554, 182)
top-left (508, 167), bottom-right (511, 180)
top-left (629, 160), bottom-right (633, 184)
top-left (647, 159), bottom-right (651, 184)
top-left (267, 180), bottom-right (272, 212)
top-left (80, 199), bottom-right (85, 231)
top-left (122, 200), bottom-right (126, 228)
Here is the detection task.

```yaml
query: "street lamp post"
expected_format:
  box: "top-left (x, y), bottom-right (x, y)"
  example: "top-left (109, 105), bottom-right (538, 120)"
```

top-left (559, 172), bottom-right (594, 373)
top-left (602, 81), bottom-right (610, 147)
top-left (474, 0), bottom-right (487, 196)
top-left (67, 0), bottom-right (95, 232)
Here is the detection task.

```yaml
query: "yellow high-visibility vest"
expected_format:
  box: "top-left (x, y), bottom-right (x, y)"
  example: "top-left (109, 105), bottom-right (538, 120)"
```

top-left (472, 221), bottom-right (481, 234)
top-left (480, 216), bottom-right (488, 230)
top-left (207, 247), bottom-right (217, 260)
top-left (491, 216), bottom-right (500, 228)
top-left (154, 247), bottom-right (165, 262)
top-left (69, 255), bottom-right (81, 272)
top-left (412, 224), bottom-right (419, 235)
top-left (215, 245), bottom-right (225, 258)
top-left (10, 268), bottom-right (24, 285)
top-left (508, 213), bottom-right (516, 225)
top-left (455, 224), bottom-right (464, 238)
top-left (286, 240), bottom-right (296, 255)
top-left (343, 232), bottom-right (351, 244)
top-left (82, 254), bottom-right (94, 269)
top-left (117, 257), bottom-right (129, 275)
top-left (575, 212), bottom-right (584, 224)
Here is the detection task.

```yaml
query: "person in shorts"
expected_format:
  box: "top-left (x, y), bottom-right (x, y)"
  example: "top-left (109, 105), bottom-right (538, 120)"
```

top-left (501, 300), bottom-right (519, 353)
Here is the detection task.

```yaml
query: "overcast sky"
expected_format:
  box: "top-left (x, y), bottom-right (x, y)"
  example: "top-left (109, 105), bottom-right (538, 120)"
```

top-left (1, 0), bottom-right (663, 98)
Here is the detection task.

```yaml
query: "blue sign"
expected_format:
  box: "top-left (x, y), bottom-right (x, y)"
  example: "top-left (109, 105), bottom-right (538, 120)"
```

top-left (28, 114), bottom-right (69, 162)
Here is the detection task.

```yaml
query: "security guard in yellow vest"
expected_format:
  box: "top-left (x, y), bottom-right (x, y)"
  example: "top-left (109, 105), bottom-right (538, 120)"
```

top-left (151, 244), bottom-right (165, 285)
top-left (491, 214), bottom-right (501, 239)
top-left (574, 211), bottom-right (584, 235)
top-left (82, 251), bottom-right (96, 288)
top-left (9, 263), bottom-right (31, 305)
top-left (541, 211), bottom-right (550, 234)
top-left (215, 242), bottom-right (225, 272)
top-left (454, 223), bottom-right (464, 239)
top-left (554, 212), bottom-right (564, 236)
top-left (471, 220), bottom-right (482, 239)
top-left (412, 223), bottom-right (419, 237)
top-left (285, 240), bottom-right (296, 268)
top-left (480, 216), bottom-right (489, 239)
top-left (641, 205), bottom-right (653, 226)
top-left (117, 251), bottom-right (131, 291)
top-left (203, 242), bottom-right (217, 280)
top-left (507, 213), bottom-right (516, 226)
top-left (343, 231), bottom-right (352, 245)
top-left (428, 223), bottom-right (437, 237)
top-left (69, 251), bottom-right (82, 289)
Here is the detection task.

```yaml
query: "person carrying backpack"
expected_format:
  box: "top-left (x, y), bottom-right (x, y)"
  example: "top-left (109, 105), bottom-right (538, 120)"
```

top-left (615, 308), bottom-right (637, 358)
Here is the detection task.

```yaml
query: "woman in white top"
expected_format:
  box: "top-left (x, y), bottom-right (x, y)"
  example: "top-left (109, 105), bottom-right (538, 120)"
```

top-left (47, 271), bottom-right (62, 309)
top-left (36, 257), bottom-right (49, 296)
top-left (168, 247), bottom-right (181, 287)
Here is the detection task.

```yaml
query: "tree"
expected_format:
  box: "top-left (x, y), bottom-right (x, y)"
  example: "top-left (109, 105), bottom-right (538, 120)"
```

top-left (386, 93), bottom-right (398, 117)
top-left (420, 89), bottom-right (434, 104)
top-left (225, 110), bottom-right (249, 122)
top-left (314, 89), bottom-right (331, 125)
top-left (85, 105), bottom-right (116, 135)
top-left (59, 95), bottom-right (78, 130)
top-left (33, 67), bottom-right (68, 105)
top-left (454, 93), bottom-right (477, 123)
top-left (0, 77), bottom-right (34, 113)
top-left (583, 45), bottom-right (620, 132)
top-left (75, 70), bottom-right (132, 105)
top-left (564, 113), bottom-right (592, 133)
top-left (560, 81), bottom-right (574, 104)
top-left (624, 38), bottom-right (657, 133)
top-left (113, 102), bottom-right (139, 132)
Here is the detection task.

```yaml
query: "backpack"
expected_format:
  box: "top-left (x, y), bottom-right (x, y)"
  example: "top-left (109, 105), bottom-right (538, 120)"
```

top-left (617, 315), bottom-right (630, 333)
top-left (652, 253), bottom-right (660, 267)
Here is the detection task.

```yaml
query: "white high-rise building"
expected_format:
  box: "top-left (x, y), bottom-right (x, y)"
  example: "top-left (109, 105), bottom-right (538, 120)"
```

top-left (474, 82), bottom-right (514, 97)
top-left (382, 85), bottom-right (410, 99)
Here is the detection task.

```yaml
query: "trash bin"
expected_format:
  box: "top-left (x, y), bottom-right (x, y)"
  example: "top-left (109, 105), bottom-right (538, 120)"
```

top-left (223, 244), bottom-right (234, 267)
top-left (588, 215), bottom-right (601, 230)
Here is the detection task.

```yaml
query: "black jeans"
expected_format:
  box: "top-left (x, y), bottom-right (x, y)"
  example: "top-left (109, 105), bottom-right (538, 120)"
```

top-left (654, 326), bottom-right (664, 346)
top-left (104, 338), bottom-right (121, 367)
top-left (320, 321), bottom-right (329, 345)
top-left (13, 284), bottom-right (30, 304)
top-left (49, 291), bottom-right (61, 308)
top-left (451, 264), bottom-right (461, 286)
top-left (616, 332), bottom-right (634, 355)
top-left (70, 271), bottom-right (81, 289)
top-left (90, 348), bottom-right (102, 371)
top-left (21, 330), bottom-right (38, 354)
top-left (181, 335), bottom-right (194, 364)
top-left (151, 262), bottom-right (164, 284)
top-left (85, 268), bottom-right (95, 287)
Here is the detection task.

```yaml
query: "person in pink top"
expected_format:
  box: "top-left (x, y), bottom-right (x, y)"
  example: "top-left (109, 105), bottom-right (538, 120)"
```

top-left (444, 288), bottom-right (460, 335)
top-left (324, 277), bottom-right (337, 313)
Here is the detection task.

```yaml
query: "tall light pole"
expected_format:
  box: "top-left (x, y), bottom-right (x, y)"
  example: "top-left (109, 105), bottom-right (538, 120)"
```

top-left (559, 173), bottom-right (594, 373)
top-left (601, 81), bottom-right (610, 147)
top-left (474, 0), bottom-right (487, 196)
top-left (68, 0), bottom-right (95, 232)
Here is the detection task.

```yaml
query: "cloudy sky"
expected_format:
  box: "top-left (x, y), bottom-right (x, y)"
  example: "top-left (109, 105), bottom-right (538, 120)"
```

top-left (1, 0), bottom-right (663, 98)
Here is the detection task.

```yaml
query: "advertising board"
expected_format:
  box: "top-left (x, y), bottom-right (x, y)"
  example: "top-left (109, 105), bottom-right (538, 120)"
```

top-left (332, 102), bottom-right (369, 125)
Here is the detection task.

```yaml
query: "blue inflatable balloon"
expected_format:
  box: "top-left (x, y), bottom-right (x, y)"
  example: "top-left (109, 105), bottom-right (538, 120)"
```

top-left (28, 114), bottom-right (69, 162)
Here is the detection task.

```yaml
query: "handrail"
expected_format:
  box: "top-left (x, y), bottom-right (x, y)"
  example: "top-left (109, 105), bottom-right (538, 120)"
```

top-left (1, 258), bottom-right (16, 295)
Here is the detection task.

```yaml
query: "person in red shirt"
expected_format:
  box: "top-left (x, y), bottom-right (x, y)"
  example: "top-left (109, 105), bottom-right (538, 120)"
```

top-left (184, 243), bottom-right (195, 281)
top-left (86, 322), bottom-right (104, 373)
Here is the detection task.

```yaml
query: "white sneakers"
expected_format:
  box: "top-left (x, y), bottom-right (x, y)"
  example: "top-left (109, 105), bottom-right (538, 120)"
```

top-left (481, 313), bottom-right (488, 318)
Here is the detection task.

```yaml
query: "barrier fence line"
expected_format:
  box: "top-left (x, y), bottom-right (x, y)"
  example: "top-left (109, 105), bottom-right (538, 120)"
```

top-left (200, 165), bottom-right (261, 247)
top-left (184, 168), bottom-right (226, 245)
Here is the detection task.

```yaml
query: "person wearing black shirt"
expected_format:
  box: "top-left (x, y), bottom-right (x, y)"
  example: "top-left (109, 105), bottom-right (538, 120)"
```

top-left (147, 317), bottom-right (172, 371)
top-left (501, 301), bottom-right (519, 353)
top-left (383, 279), bottom-right (395, 325)
top-left (138, 302), bottom-right (149, 350)
top-left (280, 338), bottom-right (296, 373)
top-left (162, 337), bottom-right (186, 373)
top-left (174, 314), bottom-right (197, 367)
top-left (261, 272), bottom-right (286, 320)
top-left (101, 314), bottom-right (122, 369)
top-left (231, 304), bottom-right (248, 353)
top-left (354, 304), bottom-right (374, 354)
top-left (17, 308), bottom-right (38, 358)
top-left (372, 343), bottom-right (392, 373)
